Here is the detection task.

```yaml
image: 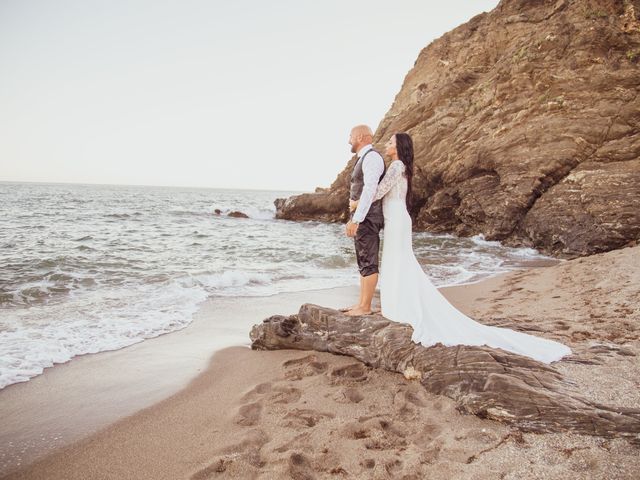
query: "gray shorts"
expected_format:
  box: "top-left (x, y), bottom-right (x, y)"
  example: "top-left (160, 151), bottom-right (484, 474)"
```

top-left (354, 210), bottom-right (384, 277)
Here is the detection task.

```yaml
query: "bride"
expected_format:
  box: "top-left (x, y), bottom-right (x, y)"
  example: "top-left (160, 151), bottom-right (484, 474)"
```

top-left (351, 132), bottom-right (571, 364)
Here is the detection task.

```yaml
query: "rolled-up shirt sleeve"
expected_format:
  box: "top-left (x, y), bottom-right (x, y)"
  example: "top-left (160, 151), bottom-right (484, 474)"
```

top-left (352, 151), bottom-right (384, 223)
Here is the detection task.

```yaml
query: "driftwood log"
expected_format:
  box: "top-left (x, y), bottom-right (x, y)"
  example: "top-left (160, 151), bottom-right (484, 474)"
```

top-left (250, 304), bottom-right (640, 443)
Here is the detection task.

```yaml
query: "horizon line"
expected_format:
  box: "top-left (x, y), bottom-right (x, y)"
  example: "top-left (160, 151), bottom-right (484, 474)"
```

top-left (0, 179), bottom-right (309, 194)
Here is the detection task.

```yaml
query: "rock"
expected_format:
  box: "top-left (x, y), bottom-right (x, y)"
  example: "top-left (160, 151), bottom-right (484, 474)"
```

top-left (214, 209), bottom-right (222, 215)
top-left (520, 160), bottom-right (640, 256)
top-left (250, 304), bottom-right (640, 442)
top-left (274, 0), bottom-right (640, 257)
top-left (275, 189), bottom-right (350, 223)
top-left (228, 211), bottom-right (249, 218)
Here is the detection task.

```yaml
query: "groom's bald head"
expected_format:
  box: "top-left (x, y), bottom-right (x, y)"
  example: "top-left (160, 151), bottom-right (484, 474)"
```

top-left (349, 125), bottom-right (374, 154)
top-left (351, 125), bottom-right (373, 138)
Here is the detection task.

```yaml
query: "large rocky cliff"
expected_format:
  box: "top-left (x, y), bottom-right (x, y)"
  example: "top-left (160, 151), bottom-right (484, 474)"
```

top-left (276, 0), bottom-right (640, 258)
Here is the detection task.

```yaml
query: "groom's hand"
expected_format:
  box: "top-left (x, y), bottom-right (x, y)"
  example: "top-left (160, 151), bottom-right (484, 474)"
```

top-left (346, 221), bottom-right (359, 237)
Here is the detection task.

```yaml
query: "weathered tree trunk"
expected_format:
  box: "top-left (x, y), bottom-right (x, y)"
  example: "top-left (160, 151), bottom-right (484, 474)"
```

top-left (250, 304), bottom-right (640, 443)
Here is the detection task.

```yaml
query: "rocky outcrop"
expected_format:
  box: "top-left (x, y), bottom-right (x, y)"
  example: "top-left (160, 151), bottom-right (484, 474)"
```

top-left (276, 0), bottom-right (640, 258)
top-left (250, 304), bottom-right (640, 441)
top-left (214, 209), bottom-right (250, 218)
top-left (227, 211), bottom-right (249, 219)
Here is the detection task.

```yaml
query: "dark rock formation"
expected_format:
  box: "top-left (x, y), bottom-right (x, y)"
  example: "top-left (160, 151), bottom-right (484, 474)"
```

top-left (250, 304), bottom-right (640, 442)
top-left (213, 209), bottom-right (249, 218)
top-left (227, 211), bottom-right (249, 218)
top-left (275, 0), bottom-right (640, 258)
top-left (274, 194), bottom-right (347, 223)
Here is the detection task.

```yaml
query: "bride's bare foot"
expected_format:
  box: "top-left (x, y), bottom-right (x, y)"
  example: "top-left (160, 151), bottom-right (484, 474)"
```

top-left (345, 306), bottom-right (373, 316)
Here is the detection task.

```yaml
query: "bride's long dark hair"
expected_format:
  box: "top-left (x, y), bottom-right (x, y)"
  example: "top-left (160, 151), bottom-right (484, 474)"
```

top-left (394, 132), bottom-right (414, 211)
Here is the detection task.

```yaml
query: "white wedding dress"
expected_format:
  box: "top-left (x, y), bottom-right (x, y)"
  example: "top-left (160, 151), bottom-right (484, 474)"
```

top-left (374, 160), bottom-right (571, 364)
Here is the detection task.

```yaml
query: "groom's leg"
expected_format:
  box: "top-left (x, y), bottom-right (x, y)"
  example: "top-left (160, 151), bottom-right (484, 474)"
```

top-left (347, 272), bottom-right (377, 316)
top-left (347, 216), bottom-right (381, 315)
top-left (361, 272), bottom-right (378, 311)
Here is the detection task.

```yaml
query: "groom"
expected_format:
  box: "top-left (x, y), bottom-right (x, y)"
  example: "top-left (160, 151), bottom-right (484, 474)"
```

top-left (344, 124), bottom-right (385, 316)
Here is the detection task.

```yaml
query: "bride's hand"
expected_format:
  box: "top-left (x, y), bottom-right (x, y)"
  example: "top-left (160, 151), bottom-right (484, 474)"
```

top-left (349, 199), bottom-right (359, 212)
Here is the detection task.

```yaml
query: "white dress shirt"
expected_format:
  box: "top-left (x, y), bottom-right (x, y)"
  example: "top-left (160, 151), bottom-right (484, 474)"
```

top-left (352, 144), bottom-right (385, 223)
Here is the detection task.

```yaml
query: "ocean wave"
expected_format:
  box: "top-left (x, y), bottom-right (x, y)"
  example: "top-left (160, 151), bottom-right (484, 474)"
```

top-left (242, 206), bottom-right (276, 220)
top-left (179, 270), bottom-right (274, 290)
top-left (470, 233), bottom-right (502, 247)
top-left (0, 280), bottom-right (207, 390)
top-left (167, 208), bottom-right (210, 217)
top-left (471, 234), bottom-right (548, 259)
top-left (104, 212), bottom-right (143, 219)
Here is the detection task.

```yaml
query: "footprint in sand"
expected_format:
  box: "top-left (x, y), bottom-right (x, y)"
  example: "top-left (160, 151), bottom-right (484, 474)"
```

top-left (219, 428), bottom-right (269, 466)
top-left (384, 458), bottom-right (403, 474)
top-left (273, 432), bottom-right (311, 453)
top-left (329, 362), bottom-right (369, 383)
top-left (190, 458), bottom-right (229, 479)
top-left (334, 386), bottom-right (364, 404)
top-left (269, 385), bottom-right (303, 404)
top-left (282, 354), bottom-right (329, 380)
top-left (234, 401), bottom-right (262, 426)
top-left (420, 441), bottom-right (442, 464)
top-left (361, 458), bottom-right (376, 469)
top-left (282, 408), bottom-right (336, 428)
top-left (288, 452), bottom-right (316, 480)
top-left (413, 422), bottom-right (443, 447)
top-left (395, 402), bottom-right (420, 421)
top-left (239, 382), bottom-right (273, 403)
top-left (191, 428), bottom-right (269, 479)
top-left (402, 387), bottom-right (429, 408)
top-left (342, 417), bottom-right (408, 450)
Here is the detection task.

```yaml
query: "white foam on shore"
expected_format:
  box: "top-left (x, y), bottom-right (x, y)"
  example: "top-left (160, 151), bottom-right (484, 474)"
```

top-left (470, 234), bottom-right (542, 258)
top-left (0, 281), bottom-right (207, 390)
top-left (0, 269), bottom-right (362, 390)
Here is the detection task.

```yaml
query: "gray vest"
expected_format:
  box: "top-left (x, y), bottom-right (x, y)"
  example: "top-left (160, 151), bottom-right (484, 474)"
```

top-left (350, 148), bottom-right (386, 218)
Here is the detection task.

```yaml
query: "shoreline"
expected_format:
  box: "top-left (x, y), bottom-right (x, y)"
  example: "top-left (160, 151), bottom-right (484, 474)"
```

top-left (0, 284), bottom-right (361, 475)
top-left (4, 246), bottom-right (637, 478)
top-left (0, 271), bottom-right (521, 478)
top-left (0, 255), bottom-right (559, 392)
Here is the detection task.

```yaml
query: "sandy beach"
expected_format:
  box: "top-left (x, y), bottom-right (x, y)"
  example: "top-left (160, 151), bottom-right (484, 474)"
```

top-left (2, 245), bottom-right (639, 479)
top-left (0, 286), bottom-right (360, 476)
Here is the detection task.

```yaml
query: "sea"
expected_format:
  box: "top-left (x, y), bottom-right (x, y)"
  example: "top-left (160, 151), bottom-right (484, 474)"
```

top-left (0, 182), bottom-right (555, 390)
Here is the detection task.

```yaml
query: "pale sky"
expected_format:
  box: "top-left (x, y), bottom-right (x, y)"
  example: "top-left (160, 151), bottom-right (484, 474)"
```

top-left (0, 0), bottom-right (499, 191)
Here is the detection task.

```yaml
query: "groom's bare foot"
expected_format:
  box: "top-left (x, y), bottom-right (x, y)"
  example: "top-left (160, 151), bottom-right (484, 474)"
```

top-left (338, 305), bottom-right (359, 313)
top-left (345, 306), bottom-right (373, 316)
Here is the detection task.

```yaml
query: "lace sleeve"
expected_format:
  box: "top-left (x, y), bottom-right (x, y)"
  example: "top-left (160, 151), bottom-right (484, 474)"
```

top-left (374, 161), bottom-right (404, 201)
